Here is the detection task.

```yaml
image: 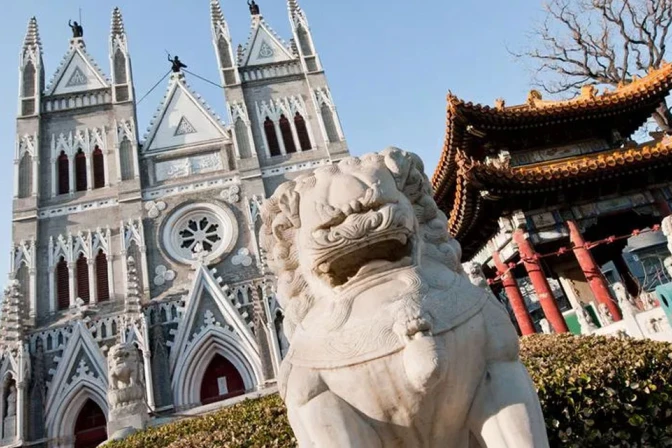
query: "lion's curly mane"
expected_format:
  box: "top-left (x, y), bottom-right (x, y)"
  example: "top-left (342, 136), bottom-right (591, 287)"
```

top-left (260, 148), bottom-right (463, 339)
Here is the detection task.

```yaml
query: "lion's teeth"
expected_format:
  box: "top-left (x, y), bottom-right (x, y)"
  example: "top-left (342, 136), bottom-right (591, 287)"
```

top-left (318, 263), bottom-right (330, 273)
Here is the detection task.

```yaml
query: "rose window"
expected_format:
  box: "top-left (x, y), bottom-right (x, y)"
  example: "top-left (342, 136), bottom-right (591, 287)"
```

top-left (178, 216), bottom-right (222, 253)
top-left (162, 203), bottom-right (238, 264)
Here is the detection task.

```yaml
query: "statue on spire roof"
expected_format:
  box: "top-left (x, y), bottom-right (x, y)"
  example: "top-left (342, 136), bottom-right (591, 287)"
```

top-left (68, 20), bottom-right (84, 38)
top-left (248, 0), bottom-right (260, 15)
top-left (167, 54), bottom-right (187, 73)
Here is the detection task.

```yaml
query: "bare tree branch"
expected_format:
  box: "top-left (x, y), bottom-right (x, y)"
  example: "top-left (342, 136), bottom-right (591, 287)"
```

top-left (513, 0), bottom-right (672, 94)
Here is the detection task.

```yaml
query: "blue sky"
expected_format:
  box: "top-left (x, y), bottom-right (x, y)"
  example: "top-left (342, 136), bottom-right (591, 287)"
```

top-left (0, 0), bottom-right (543, 278)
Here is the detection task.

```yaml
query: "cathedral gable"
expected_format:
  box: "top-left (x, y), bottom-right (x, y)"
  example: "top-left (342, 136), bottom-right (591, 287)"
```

top-left (45, 322), bottom-right (107, 411)
top-left (241, 21), bottom-right (294, 67)
top-left (48, 47), bottom-right (109, 96)
top-left (144, 77), bottom-right (229, 153)
top-left (169, 263), bottom-right (259, 374)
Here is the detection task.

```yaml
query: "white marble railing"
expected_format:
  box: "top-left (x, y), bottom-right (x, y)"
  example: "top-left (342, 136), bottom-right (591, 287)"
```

top-left (591, 307), bottom-right (671, 342)
top-left (240, 61), bottom-right (303, 82)
top-left (43, 90), bottom-right (112, 113)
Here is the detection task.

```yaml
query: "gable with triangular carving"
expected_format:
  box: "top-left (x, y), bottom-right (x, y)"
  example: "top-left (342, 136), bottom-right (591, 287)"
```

top-left (175, 116), bottom-right (197, 136)
top-left (50, 49), bottom-right (108, 95)
top-left (65, 67), bottom-right (88, 87)
top-left (144, 78), bottom-right (229, 152)
top-left (242, 22), bottom-right (294, 67)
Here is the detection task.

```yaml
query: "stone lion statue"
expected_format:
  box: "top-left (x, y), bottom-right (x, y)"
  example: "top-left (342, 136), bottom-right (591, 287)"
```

top-left (260, 148), bottom-right (549, 447)
top-left (107, 342), bottom-right (144, 411)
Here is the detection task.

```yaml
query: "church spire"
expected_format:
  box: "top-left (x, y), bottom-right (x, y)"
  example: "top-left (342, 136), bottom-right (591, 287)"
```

top-left (110, 7), bottom-right (134, 102)
top-left (22, 17), bottom-right (41, 54)
top-left (19, 17), bottom-right (44, 117)
top-left (287, 0), bottom-right (321, 72)
top-left (211, 0), bottom-right (240, 86)
top-left (111, 6), bottom-right (125, 37)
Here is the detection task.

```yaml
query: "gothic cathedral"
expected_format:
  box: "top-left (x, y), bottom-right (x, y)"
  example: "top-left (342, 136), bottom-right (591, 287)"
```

top-left (5, 1), bottom-right (348, 446)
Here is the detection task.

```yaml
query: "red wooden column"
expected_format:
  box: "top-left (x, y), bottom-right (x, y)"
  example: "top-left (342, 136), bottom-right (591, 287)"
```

top-left (493, 251), bottom-right (536, 335)
top-left (513, 229), bottom-right (569, 333)
top-left (567, 220), bottom-right (622, 321)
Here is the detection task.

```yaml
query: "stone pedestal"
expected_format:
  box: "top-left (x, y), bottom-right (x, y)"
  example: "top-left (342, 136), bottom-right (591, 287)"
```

top-left (107, 403), bottom-right (148, 438)
top-left (3, 416), bottom-right (15, 440)
top-left (106, 343), bottom-right (149, 440)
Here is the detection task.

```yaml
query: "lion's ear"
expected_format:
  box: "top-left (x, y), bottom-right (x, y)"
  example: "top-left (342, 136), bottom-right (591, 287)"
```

top-left (278, 189), bottom-right (301, 229)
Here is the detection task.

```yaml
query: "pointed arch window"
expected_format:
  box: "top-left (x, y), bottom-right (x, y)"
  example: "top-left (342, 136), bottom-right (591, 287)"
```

top-left (294, 113), bottom-right (312, 150)
top-left (95, 250), bottom-right (110, 303)
top-left (76, 253), bottom-right (90, 304)
top-left (119, 138), bottom-right (134, 181)
top-left (57, 151), bottom-right (69, 195)
top-left (321, 104), bottom-right (340, 143)
top-left (56, 257), bottom-right (70, 311)
top-left (75, 149), bottom-right (87, 192)
top-left (92, 147), bottom-right (105, 189)
top-left (18, 152), bottom-right (33, 198)
top-left (23, 63), bottom-right (36, 97)
top-left (279, 114), bottom-right (296, 154)
top-left (264, 117), bottom-right (281, 157)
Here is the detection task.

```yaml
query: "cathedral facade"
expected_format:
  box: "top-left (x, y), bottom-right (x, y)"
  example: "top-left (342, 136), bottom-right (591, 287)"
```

top-left (5, 1), bottom-right (348, 446)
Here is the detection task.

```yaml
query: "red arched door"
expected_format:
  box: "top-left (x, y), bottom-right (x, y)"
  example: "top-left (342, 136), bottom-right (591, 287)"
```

top-left (199, 354), bottom-right (246, 405)
top-left (74, 399), bottom-right (107, 448)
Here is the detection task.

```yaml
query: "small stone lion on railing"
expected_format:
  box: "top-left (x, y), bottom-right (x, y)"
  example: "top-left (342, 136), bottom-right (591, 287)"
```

top-left (107, 342), bottom-right (144, 413)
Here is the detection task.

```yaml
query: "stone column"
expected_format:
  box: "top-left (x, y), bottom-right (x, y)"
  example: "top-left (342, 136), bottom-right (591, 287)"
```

top-left (50, 158), bottom-right (57, 198)
top-left (48, 267), bottom-right (56, 313)
top-left (85, 152), bottom-right (92, 191)
top-left (29, 268), bottom-right (37, 321)
top-left (32, 157), bottom-right (39, 199)
top-left (274, 121), bottom-right (286, 155)
top-left (15, 381), bottom-right (25, 443)
top-left (107, 254), bottom-right (115, 299)
top-left (139, 246), bottom-right (150, 299)
top-left (132, 143), bottom-right (141, 180)
top-left (567, 220), bottom-right (622, 322)
top-left (513, 229), bottom-right (569, 333)
top-left (493, 251), bottom-right (536, 335)
top-left (67, 262), bottom-right (76, 308)
top-left (114, 143), bottom-right (122, 183)
top-left (142, 351), bottom-right (155, 411)
top-left (88, 258), bottom-right (97, 305)
top-left (68, 157), bottom-right (75, 194)
top-left (103, 150), bottom-right (111, 187)
top-left (290, 120), bottom-right (302, 153)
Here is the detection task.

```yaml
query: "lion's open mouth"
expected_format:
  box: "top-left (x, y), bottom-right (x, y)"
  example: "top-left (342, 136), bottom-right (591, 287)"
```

top-left (316, 233), bottom-right (413, 287)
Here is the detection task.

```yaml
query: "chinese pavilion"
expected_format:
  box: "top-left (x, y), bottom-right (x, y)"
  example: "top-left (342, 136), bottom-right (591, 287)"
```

top-left (432, 64), bottom-right (672, 335)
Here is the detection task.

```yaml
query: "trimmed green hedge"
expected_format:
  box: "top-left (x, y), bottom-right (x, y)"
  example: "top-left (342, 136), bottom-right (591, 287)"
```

top-left (110, 335), bottom-right (672, 447)
top-left (523, 334), bottom-right (672, 447)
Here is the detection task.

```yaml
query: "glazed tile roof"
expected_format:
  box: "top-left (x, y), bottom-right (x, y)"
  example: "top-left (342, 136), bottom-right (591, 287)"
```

top-left (469, 137), bottom-right (672, 190)
top-left (432, 63), bottom-right (672, 204)
top-left (431, 64), bottom-right (672, 259)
